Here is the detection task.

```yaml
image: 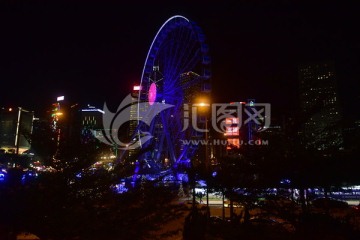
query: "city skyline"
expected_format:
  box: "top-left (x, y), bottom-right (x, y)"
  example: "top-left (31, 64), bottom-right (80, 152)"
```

top-left (0, 1), bottom-right (359, 119)
top-left (1, 2), bottom-right (360, 239)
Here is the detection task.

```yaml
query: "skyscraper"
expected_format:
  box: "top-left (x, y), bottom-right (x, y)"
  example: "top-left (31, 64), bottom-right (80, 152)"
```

top-left (80, 105), bottom-right (104, 144)
top-left (0, 107), bottom-right (34, 154)
top-left (298, 62), bottom-right (343, 150)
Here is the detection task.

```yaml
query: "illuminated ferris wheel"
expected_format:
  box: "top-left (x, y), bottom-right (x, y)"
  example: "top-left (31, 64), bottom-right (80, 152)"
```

top-left (136, 15), bottom-right (211, 171)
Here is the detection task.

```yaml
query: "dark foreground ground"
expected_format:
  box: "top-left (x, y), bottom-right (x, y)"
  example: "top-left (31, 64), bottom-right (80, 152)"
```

top-left (1, 170), bottom-right (360, 239)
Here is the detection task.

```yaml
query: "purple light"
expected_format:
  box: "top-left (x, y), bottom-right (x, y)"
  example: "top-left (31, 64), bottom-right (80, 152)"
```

top-left (132, 161), bottom-right (140, 183)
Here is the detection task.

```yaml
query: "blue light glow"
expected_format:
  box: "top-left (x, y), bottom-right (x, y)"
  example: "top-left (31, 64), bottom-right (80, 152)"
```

top-left (113, 182), bottom-right (128, 194)
top-left (280, 178), bottom-right (291, 185)
top-left (132, 161), bottom-right (140, 183)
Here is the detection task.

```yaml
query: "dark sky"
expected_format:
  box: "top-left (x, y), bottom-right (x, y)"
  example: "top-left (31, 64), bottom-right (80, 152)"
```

top-left (1, 0), bottom-right (359, 119)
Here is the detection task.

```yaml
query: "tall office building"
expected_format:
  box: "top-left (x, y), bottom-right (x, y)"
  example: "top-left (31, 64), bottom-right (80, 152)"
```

top-left (80, 105), bottom-right (104, 144)
top-left (0, 107), bottom-right (34, 154)
top-left (222, 101), bottom-right (263, 151)
top-left (298, 62), bottom-right (343, 150)
top-left (49, 96), bottom-right (81, 162)
top-left (49, 96), bottom-right (77, 147)
top-left (180, 71), bottom-right (211, 166)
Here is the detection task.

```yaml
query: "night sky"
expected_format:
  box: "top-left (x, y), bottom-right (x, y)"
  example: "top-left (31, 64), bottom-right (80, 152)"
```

top-left (1, 1), bottom-right (359, 119)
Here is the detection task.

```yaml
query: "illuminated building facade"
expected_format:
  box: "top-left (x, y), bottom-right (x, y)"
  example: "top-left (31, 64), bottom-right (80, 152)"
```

top-left (222, 102), bottom-right (244, 151)
top-left (0, 107), bottom-right (34, 154)
top-left (298, 62), bottom-right (343, 150)
top-left (50, 96), bottom-right (68, 148)
top-left (222, 100), bottom-right (264, 151)
top-left (124, 84), bottom-right (142, 161)
top-left (50, 96), bottom-right (81, 160)
top-left (246, 99), bottom-right (258, 141)
top-left (180, 71), bottom-right (201, 102)
top-left (180, 71), bottom-right (211, 166)
top-left (224, 117), bottom-right (240, 149)
top-left (80, 105), bottom-right (104, 144)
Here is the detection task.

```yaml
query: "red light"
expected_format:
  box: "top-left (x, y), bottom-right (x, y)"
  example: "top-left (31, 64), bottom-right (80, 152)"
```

top-left (133, 85), bottom-right (141, 91)
top-left (229, 102), bottom-right (246, 105)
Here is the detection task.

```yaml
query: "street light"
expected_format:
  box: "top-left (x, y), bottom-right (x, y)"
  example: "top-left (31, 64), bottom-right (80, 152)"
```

top-left (194, 100), bottom-right (210, 208)
top-left (194, 102), bottom-right (210, 168)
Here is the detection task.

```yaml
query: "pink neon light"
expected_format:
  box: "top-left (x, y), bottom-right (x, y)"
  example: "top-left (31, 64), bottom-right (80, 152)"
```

top-left (148, 83), bottom-right (157, 105)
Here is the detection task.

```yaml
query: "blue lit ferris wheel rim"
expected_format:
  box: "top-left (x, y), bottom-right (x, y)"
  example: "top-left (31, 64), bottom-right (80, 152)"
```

top-left (141, 15), bottom-right (190, 82)
top-left (137, 15), bottom-right (211, 166)
top-left (139, 15), bottom-right (210, 107)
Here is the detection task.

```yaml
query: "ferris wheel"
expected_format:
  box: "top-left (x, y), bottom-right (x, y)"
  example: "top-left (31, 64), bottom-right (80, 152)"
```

top-left (136, 15), bottom-right (211, 172)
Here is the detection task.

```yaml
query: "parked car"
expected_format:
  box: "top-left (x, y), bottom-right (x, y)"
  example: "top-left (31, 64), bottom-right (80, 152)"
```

top-left (182, 199), bottom-right (201, 209)
top-left (249, 217), bottom-right (277, 225)
top-left (249, 216), bottom-right (295, 232)
top-left (209, 216), bottom-right (224, 225)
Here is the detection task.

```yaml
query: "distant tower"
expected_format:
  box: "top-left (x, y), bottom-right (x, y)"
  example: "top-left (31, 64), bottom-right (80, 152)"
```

top-left (126, 84), bottom-right (142, 161)
top-left (50, 96), bottom-right (80, 161)
top-left (50, 96), bottom-right (68, 149)
top-left (246, 99), bottom-right (257, 142)
top-left (298, 62), bottom-right (343, 150)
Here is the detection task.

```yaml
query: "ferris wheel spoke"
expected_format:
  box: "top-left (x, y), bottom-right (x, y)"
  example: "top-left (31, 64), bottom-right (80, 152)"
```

top-left (171, 35), bottom-right (185, 76)
top-left (163, 36), bottom-right (182, 81)
top-left (178, 49), bottom-right (201, 78)
top-left (164, 50), bottom-right (183, 87)
top-left (164, 30), bottom-right (195, 84)
top-left (160, 112), bottom-right (177, 162)
top-left (156, 126), bottom-right (166, 161)
top-left (171, 40), bottom-right (197, 80)
top-left (171, 26), bottom-right (189, 72)
top-left (177, 32), bottom-right (198, 72)
top-left (169, 33), bottom-right (190, 78)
